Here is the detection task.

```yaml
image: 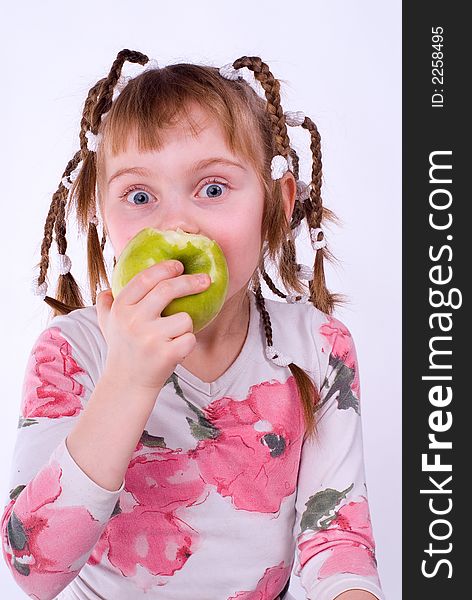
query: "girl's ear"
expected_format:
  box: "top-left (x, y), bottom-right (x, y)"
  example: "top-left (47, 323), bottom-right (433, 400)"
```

top-left (280, 171), bottom-right (297, 224)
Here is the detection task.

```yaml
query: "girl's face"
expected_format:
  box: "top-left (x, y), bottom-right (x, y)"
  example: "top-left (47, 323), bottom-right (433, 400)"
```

top-left (101, 104), bottom-right (266, 304)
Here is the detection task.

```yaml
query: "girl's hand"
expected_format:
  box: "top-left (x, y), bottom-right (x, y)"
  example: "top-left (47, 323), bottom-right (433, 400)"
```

top-left (96, 260), bottom-right (211, 393)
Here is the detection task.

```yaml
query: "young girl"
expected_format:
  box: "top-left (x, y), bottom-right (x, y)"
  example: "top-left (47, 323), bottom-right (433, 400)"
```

top-left (1, 49), bottom-right (385, 600)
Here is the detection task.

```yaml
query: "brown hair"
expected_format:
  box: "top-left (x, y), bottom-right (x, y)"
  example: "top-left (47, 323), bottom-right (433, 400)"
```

top-left (34, 49), bottom-right (345, 441)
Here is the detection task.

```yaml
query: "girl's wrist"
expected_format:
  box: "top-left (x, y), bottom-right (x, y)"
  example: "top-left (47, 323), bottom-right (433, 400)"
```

top-left (101, 364), bottom-right (163, 397)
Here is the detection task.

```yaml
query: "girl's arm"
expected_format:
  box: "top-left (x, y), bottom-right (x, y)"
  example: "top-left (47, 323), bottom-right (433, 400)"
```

top-left (66, 367), bottom-right (160, 492)
top-left (291, 315), bottom-right (385, 600)
top-left (1, 319), bottom-right (158, 600)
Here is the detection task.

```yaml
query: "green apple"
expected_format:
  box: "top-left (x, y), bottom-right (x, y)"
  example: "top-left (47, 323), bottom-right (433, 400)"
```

top-left (111, 227), bottom-right (229, 333)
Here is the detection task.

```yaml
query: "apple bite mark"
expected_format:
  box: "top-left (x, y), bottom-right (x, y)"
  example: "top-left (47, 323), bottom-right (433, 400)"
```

top-left (111, 227), bottom-right (229, 334)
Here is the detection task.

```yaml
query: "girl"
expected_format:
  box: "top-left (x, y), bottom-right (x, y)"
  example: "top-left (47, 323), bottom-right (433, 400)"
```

top-left (1, 49), bottom-right (385, 600)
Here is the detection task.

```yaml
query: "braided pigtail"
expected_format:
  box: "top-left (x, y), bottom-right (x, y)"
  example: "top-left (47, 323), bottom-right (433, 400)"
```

top-left (54, 154), bottom-right (86, 310)
top-left (227, 56), bottom-right (336, 439)
top-left (76, 78), bottom-right (110, 306)
top-left (301, 115), bottom-right (345, 313)
top-left (72, 49), bottom-right (150, 305)
top-left (266, 144), bottom-right (309, 302)
top-left (33, 49), bottom-right (150, 317)
top-left (32, 151), bottom-right (85, 316)
top-left (232, 57), bottom-right (305, 293)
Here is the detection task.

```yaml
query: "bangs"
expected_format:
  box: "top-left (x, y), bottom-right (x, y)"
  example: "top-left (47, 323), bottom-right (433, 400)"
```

top-left (96, 65), bottom-right (273, 188)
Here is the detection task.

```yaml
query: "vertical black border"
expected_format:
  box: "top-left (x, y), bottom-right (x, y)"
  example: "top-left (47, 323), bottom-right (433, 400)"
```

top-left (403, 3), bottom-right (466, 596)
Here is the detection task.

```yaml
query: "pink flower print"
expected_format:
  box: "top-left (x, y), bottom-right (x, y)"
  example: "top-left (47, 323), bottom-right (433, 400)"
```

top-left (320, 317), bottom-right (357, 370)
top-left (229, 561), bottom-right (292, 599)
top-left (319, 544), bottom-right (377, 579)
top-left (88, 504), bottom-right (198, 578)
top-left (21, 327), bottom-right (86, 419)
top-left (192, 376), bottom-right (304, 513)
top-left (298, 498), bottom-right (377, 580)
top-left (319, 318), bottom-right (360, 413)
top-left (87, 449), bottom-right (205, 579)
top-left (2, 461), bottom-right (102, 598)
top-left (125, 449), bottom-right (206, 510)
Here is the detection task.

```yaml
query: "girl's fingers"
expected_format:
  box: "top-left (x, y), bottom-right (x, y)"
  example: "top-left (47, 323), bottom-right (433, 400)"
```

top-left (117, 260), bottom-right (184, 306)
top-left (137, 273), bottom-right (210, 321)
top-left (153, 311), bottom-right (195, 338)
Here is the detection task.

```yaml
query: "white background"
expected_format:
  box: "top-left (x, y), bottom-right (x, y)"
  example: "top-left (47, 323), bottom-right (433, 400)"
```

top-left (0, 1), bottom-right (401, 598)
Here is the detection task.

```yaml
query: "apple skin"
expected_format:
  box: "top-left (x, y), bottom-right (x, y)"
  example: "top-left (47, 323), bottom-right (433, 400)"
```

top-left (111, 227), bottom-right (229, 333)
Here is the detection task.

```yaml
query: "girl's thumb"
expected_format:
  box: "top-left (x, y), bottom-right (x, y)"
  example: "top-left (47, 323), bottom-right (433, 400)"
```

top-left (96, 289), bottom-right (113, 313)
top-left (96, 289), bottom-right (113, 336)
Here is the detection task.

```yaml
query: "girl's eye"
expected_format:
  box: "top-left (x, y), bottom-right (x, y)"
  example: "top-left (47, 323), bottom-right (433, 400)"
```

top-left (121, 187), bottom-right (153, 206)
top-left (198, 179), bottom-right (228, 199)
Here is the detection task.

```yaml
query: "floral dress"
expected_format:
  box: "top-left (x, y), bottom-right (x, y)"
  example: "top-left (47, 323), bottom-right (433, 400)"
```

top-left (2, 291), bottom-right (385, 600)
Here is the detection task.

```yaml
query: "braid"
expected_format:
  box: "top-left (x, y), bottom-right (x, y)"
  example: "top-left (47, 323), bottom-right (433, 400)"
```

top-left (38, 50), bottom-right (150, 317)
top-left (301, 116), bottom-right (344, 314)
top-left (233, 57), bottom-right (303, 295)
top-left (304, 117), bottom-right (323, 225)
top-left (35, 151), bottom-right (86, 315)
top-left (79, 80), bottom-right (104, 155)
top-left (232, 57), bottom-right (344, 316)
top-left (254, 282), bottom-right (275, 347)
top-left (261, 269), bottom-right (286, 300)
top-left (54, 179), bottom-right (85, 309)
top-left (229, 55), bottom-right (349, 438)
top-left (233, 56), bottom-right (291, 159)
top-left (289, 146), bottom-right (300, 181)
top-left (37, 192), bottom-right (60, 289)
top-left (91, 49), bottom-right (149, 132)
top-left (79, 50), bottom-right (150, 303)
top-left (288, 148), bottom-right (307, 237)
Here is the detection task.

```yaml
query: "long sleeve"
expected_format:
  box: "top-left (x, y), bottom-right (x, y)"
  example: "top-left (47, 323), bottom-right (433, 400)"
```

top-left (1, 322), bottom-right (123, 600)
top-left (291, 315), bottom-right (385, 600)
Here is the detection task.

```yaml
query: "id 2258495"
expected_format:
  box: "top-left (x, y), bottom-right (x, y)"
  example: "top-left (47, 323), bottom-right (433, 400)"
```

top-left (432, 26), bottom-right (444, 108)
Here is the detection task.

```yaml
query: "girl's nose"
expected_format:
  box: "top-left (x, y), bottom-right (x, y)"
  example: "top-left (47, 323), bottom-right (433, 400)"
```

top-left (154, 199), bottom-right (200, 235)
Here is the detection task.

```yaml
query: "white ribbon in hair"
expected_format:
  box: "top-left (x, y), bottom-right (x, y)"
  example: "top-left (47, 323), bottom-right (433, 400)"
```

top-left (62, 160), bottom-right (83, 190)
top-left (296, 180), bottom-right (311, 202)
top-left (32, 278), bottom-right (48, 300)
top-left (297, 264), bottom-right (314, 280)
top-left (86, 131), bottom-right (102, 152)
top-left (112, 58), bottom-right (161, 101)
top-left (219, 63), bottom-right (243, 80)
top-left (310, 227), bottom-right (326, 250)
top-left (286, 293), bottom-right (310, 304)
top-left (284, 111), bottom-right (305, 127)
top-left (286, 154), bottom-right (294, 172)
top-left (113, 75), bottom-right (132, 100)
top-left (271, 155), bottom-right (289, 180)
top-left (265, 344), bottom-right (292, 367)
top-left (56, 253), bottom-right (72, 276)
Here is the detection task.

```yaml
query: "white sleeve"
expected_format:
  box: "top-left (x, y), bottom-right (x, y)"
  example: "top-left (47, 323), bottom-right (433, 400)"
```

top-left (1, 322), bottom-right (123, 600)
top-left (291, 315), bottom-right (385, 600)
